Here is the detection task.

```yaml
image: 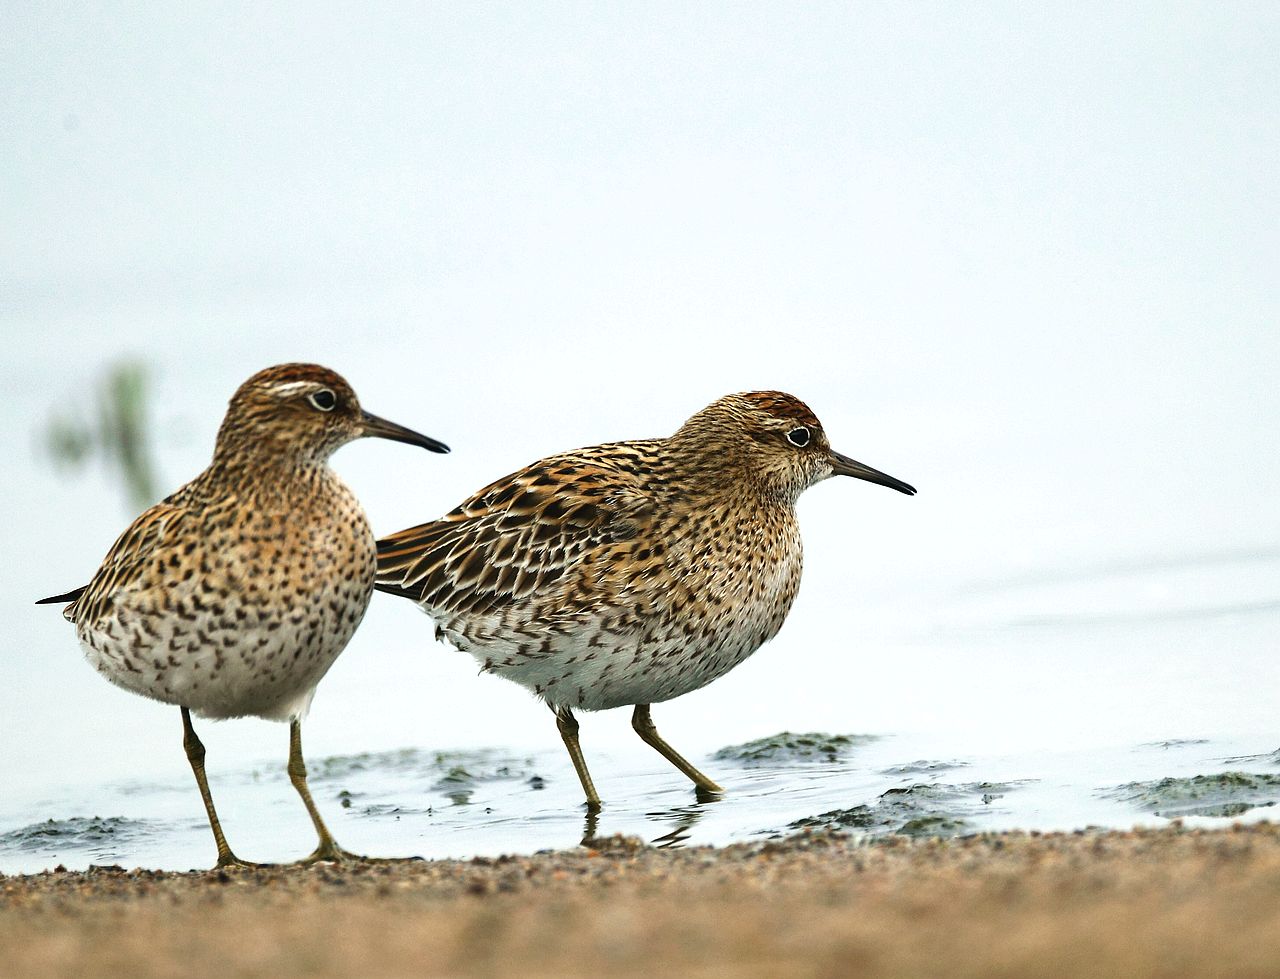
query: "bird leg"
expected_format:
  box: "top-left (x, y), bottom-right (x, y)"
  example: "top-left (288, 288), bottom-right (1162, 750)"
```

top-left (288, 719), bottom-right (362, 864)
top-left (553, 705), bottom-right (602, 810)
top-left (631, 704), bottom-right (724, 796)
top-left (181, 707), bottom-right (259, 869)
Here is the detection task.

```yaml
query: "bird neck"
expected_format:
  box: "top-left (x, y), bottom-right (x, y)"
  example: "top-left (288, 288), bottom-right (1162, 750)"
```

top-left (201, 442), bottom-right (331, 500)
top-left (664, 436), bottom-right (798, 510)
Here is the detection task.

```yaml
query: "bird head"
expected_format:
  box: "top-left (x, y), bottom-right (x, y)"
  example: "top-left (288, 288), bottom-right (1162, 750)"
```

top-left (672, 391), bottom-right (915, 504)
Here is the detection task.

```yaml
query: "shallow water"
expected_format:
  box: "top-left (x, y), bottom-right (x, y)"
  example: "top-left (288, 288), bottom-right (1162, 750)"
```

top-left (2, 730), bottom-right (1276, 874)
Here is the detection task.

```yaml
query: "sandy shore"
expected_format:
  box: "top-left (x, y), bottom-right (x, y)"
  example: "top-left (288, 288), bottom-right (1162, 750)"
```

top-left (2, 824), bottom-right (1279, 977)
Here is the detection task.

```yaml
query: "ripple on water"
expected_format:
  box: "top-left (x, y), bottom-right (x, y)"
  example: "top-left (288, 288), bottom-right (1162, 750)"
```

top-left (879, 760), bottom-right (970, 777)
top-left (1219, 749), bottom-right (1280, 768)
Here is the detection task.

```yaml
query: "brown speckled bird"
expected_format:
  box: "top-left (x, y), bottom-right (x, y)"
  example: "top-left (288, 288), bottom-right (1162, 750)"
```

top-left (375, 391), bottom-right (914, 808)
top-left (38, 364), bottom-right (449, 867)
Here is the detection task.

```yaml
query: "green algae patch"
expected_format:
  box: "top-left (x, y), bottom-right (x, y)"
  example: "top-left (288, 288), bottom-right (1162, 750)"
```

top-left (1106, 771), bottom-right (1280, 819)
top-left (306, 747), bottom-right (426, 780)
top-left (898, 815), bottom-right (970, 838)
top-left (0, 816), bottom-right (157, 858)
top-left (428, 760), bottom-right (532, 804)
top-left (788, 780), bottom-right (1023, 839)
top-left (302, 747), bottom-right (533, 783)
top-left (712, 732), bottom-right (878, 766)
top-left (278, 747), bottom-right (540, 810)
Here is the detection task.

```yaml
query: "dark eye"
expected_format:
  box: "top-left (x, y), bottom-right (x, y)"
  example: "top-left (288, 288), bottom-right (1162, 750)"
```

top-left (786, 426), bottom-right (811, 447)
top-left (308, 389), bottom-right (337, 412)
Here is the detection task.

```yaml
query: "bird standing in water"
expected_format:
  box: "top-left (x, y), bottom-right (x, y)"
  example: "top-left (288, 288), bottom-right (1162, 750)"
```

top-left (39, 363), bottom-right (449, 867)
top-left (375, 391), bottom-right (914, 808)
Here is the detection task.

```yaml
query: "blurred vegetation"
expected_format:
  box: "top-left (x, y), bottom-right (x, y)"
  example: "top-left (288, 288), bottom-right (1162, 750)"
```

top-left (43, 359), bottom-right (160, 513)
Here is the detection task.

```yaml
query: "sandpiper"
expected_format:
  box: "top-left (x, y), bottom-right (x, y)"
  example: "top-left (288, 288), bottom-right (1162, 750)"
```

top-left (38, 363), bottom-right (449, 867)
top-left (375, 391), bottom-right (914, 807)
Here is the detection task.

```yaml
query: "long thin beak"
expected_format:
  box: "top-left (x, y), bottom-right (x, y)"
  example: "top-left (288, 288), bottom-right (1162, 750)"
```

top-left (360, 411), bottom-right (451, 454)
top-left (830, 450), bottom-right (916, 495)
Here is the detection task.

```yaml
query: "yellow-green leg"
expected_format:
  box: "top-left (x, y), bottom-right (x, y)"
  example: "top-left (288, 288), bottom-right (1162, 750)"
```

top-left (631, 704), bottom-right (724, 797)
top-left (181, 707), bottom-right (260, 869)
top-left (554, 705), bottom-right (602, 810)
top-left (288, 719), bottom-right (361, 864)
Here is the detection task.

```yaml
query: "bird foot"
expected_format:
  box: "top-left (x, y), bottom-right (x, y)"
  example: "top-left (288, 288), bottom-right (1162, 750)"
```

top-left (694, 784), bottom-right (725, 804)
top-left (213, 852), bottom-right (272, 871)
top-left (296, 842), bottom-right (420, 866)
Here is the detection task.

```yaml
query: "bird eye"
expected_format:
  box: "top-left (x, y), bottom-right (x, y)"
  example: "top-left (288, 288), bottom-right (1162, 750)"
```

top-left (308, 389), bottom-right (337, 412)
top-left (786, 426), bottom-right (811, 447)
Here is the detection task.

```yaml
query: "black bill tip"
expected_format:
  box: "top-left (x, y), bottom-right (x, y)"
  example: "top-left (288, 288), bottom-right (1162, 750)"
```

top-left (361, 411), bottom-right (451, 454)
top-left (830, 451), bottom-right (916, 495)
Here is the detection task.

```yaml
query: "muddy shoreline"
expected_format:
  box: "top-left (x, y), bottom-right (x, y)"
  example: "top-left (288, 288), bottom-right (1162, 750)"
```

top-left (3, 823), bottom-right (1279, 977)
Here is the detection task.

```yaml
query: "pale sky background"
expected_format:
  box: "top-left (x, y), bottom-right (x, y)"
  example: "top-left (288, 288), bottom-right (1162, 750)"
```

top-left (2, 4), bottom-right (1277, 808)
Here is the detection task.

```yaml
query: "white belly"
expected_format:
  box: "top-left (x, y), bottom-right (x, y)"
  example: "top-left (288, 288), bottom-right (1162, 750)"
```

top-left (435, 540), bottom-right (804, 712)
top-left (75, 505), bottom-right (376, 722)
top-left (77, 581), bottom-right (371, 721)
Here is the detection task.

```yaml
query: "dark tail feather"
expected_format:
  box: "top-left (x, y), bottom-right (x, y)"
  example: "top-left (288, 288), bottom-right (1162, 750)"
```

top-left (36, 586), bottom-right (87, 606)
top-left (374, 581), bottom-right (423, 601)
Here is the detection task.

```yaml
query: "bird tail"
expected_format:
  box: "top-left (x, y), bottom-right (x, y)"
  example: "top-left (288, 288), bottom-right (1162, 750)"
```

top-left (373, 580), bottom-right (423, 600)
top-left (36, 586), bottom-right (86, 606)
top-left (375, 521), bottom-right (453, 602)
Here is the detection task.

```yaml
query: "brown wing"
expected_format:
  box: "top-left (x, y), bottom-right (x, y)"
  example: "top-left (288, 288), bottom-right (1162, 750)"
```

top-left (63, 502), bottom-right (191, 626)
top-left (375, 445), bottom-right (657, 617)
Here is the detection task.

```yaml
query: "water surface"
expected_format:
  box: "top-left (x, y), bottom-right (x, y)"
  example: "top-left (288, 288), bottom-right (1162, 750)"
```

top-left (3, 729), bottom-right (1276, 874)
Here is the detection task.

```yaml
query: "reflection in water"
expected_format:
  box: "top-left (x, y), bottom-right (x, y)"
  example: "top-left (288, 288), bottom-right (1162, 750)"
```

top-left (647, 803), bottom-right (710, 849)
top-left (433, 767), bottom-right (477, 807)
top-left (579, 807), bottom-right (600, 846)
top-left (579, 797), bottom-right (713, 849)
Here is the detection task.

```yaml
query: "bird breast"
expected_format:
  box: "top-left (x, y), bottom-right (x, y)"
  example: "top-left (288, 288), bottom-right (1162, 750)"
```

top-left (78, 472), bottom-right (377, 721)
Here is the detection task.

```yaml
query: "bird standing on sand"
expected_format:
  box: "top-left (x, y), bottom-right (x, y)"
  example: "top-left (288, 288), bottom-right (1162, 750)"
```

top-left (39, 364), bottom-right (449, 867)
top-left (375, 391), bottom-right (914, 808)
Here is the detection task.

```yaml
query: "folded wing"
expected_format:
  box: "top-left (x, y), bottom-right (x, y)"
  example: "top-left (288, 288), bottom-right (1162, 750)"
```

top-left (58, 502), bottom-right (190, 626)
top-left (376, 447), bottom-right (657, 619)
